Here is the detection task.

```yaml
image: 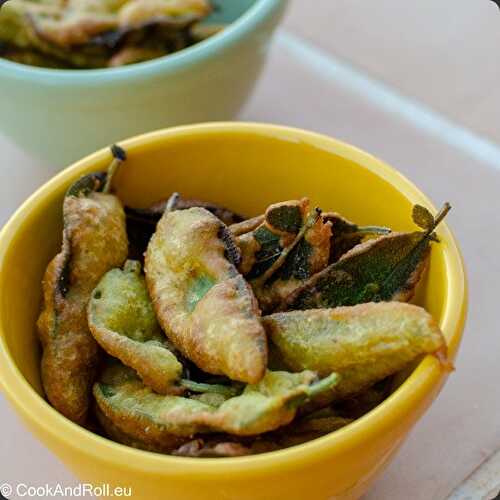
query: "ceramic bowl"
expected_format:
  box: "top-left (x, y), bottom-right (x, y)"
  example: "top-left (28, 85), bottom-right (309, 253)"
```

top-left (0, 123), bottom-right (467, 500)
top-left (0, 1), bottom-right (287, 166)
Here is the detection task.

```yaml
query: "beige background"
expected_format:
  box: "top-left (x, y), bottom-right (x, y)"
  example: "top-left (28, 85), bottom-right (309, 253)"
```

top-left (1, 1), bottom-right (500, 498)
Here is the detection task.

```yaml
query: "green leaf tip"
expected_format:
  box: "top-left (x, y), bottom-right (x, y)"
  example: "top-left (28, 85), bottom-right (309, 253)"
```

top-left (412, 202), bottom-right (451, 233)
top-left (412, 205), bottom-right (435, 231)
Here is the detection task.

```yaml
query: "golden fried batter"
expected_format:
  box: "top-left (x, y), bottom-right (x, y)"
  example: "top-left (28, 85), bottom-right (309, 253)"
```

top-left (0, 0), bottom-right (213, 68)
top-left (145, 207), bottom-right (267, 384)
top-left (264, 302), bottom-right (447, 401)
top-left (95, 404), bottom-right (185, 453)
top-left (88, 260), bottom-right (183, 395)
top-left (236, 199), bottom-right (332, 312)
top-left (37, 177), bottom-right (128, 424)
top-left (94, 362), bottom-right (340, 439)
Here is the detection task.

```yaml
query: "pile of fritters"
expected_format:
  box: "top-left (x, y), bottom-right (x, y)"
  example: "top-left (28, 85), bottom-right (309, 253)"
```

top-left (37, 146), bottom-right (450, 457)
top-left (0, 0), bottom-right (217, 68)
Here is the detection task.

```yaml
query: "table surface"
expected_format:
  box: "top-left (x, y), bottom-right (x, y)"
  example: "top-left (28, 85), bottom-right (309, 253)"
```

top-left (1, 1), bottom-right (500, 499)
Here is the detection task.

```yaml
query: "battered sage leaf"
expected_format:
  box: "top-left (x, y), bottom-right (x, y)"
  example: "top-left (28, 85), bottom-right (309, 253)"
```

top-left (37, 148), bottom-right (128, 424)
top-left (145, 207), bottom-right (267, 384)
top-left (88, 260), bottom-right (183, 395)
top-left (411, 204), bottom-right (435, 231)
top-left (0, 0), bottom-right (214, 68)
top-left (282, 203), bottom-right (450, 310)
top-left (94, 362), bottom-right (340, 439)
top-left (237, 198), bottom-right (332, 312)
top-left (95, 397), bottom-right (186, 454)
top-left (322, 212), bottom-right (391, 263)
top-left (264, 302), bottom-right (447, 402)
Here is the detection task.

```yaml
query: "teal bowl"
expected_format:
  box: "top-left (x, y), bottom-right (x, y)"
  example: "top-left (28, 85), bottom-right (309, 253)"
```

top-left (0, 0), bottom-right (287, 166)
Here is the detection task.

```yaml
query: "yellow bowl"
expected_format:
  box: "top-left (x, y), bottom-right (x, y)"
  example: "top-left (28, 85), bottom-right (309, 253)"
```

top-left (0, 123), bottom-right (467, 500)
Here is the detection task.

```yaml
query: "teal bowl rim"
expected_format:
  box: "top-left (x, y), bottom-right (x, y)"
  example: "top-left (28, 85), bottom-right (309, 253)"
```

top-left (0, 0), bottom-right (284, 84)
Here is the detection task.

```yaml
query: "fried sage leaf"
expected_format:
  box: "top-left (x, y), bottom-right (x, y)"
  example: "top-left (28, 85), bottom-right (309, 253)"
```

top-left (125, 193), bottom-right (244, 260)
top-left (264, 302), bottom-right (446, 401)
top-left (322, 212), bottom-right (391, 263)
top-left (88, 260), bottom-right (183, 395)
top-left (94, 362), bottom-right (340, 438)
top-left (411, 205), bottom-right (435, 231)
top-left (0, 1), bottom-right (59, 48)
top-left (0, 0), bottom-right (113, 68)
top-left (145, 207), bottom-right (268, 384)
top-left (282, 203), bottom-right (451, 311)
top-left (37, 162), bottom-right (128, 424)
top-left (95, 404), bottom-right (186, 454)
top-left (237, 198), bottom-right (331, 312)
top-left (0, 0), bottom-right (213, 69)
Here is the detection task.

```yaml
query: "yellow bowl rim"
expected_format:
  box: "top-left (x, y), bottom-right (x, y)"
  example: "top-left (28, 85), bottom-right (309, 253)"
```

top-left (0, 122), bottom-right (467, 476)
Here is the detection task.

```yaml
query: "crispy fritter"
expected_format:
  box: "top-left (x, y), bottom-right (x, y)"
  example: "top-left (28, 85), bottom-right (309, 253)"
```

top-left (281, 232), bottom-right (431, 311)
top-left (236, 199), bottom-right (331, 312)
top-left (282, 204), bottom-right (451, 311)
top-left (88, 260), bottom-right (183, 394)
top-left (145, 207), bottom-right (268, 384)
top-left (264, 302), bottom-right (447, 401)
top-left (322, 212), bottom-right (390, 263)
top-left (0, 0), bottom-right (213, 68)
top-left (95, 404), bottom-right (186, 453)
top-left (94, 362), bottom-right (340, 438)
top-left (37, 174), bottom-right (128, 424)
